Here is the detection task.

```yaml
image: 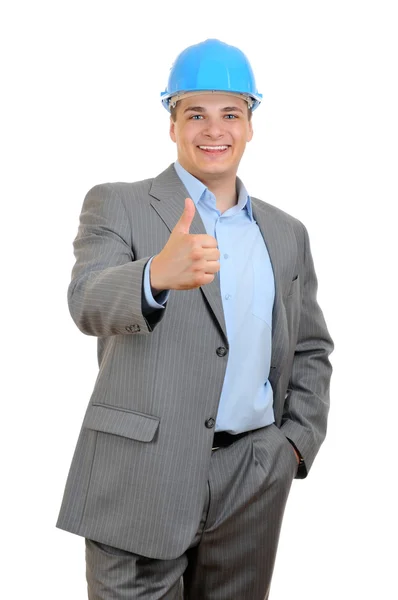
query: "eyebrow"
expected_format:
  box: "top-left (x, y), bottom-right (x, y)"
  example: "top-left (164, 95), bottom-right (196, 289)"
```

top-left (221, 106), bottom-right (244, 113)
top-left (183, 105), bottom-right (244, 114)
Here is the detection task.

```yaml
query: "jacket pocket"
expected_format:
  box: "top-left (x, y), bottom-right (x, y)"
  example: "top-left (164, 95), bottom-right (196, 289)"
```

top-left (83, 403), bottom-right (160, 442)
top-left (285, 275), bottom-right (300, 299)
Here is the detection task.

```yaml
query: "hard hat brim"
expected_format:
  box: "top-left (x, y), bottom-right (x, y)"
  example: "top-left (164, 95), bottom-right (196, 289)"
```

top-left (161, 89), bottom-right (262, 113)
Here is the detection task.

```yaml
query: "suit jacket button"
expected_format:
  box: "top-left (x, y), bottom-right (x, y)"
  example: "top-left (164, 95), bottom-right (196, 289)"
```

top-left (205, 418), bottom-right (215, 429)
top-left (216, 346), bottom-right (228, 357)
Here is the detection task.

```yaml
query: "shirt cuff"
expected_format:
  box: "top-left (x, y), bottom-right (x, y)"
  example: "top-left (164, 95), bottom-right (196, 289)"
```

top-left (142, 256), bottom-right (170, 314)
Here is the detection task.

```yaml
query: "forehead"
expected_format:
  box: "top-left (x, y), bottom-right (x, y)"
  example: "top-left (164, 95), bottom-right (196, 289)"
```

top-left (178, 93), bottom-right (248, 112)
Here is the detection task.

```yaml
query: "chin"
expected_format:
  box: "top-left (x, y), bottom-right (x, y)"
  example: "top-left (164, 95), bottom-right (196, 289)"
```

top-left (196, 160), bottom-right (232, 173)
top-left (205, 164), bottom-right (234, 176)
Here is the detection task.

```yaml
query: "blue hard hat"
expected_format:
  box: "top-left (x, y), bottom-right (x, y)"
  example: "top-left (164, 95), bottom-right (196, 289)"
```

top-left (161, 39), bottom-right (262, 112)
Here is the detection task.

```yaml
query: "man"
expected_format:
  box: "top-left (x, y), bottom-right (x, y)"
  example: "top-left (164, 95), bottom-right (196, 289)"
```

top-left (57, 39), bottom-right (334, 599)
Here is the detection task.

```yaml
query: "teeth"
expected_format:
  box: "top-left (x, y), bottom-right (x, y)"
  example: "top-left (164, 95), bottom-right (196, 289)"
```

top-left (199, 146), bottom-right (228, 150)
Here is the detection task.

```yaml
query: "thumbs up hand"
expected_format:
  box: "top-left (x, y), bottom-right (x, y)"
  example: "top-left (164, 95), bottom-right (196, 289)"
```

top-left (150, 198), bottom-right (220, 291)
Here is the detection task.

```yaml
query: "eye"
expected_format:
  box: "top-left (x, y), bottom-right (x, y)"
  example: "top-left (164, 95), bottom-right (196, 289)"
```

top-left (224, 114), bottom-right (238, 119)
top-left (191, 114), bottom-right (204, 120)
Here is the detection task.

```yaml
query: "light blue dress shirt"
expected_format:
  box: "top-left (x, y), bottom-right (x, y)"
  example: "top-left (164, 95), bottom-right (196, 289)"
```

top-left (142, 162), bottom-right (276, 434)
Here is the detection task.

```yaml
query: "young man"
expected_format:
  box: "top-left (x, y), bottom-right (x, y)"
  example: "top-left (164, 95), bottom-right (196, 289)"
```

top-left (57, 39), bottom-right (334, 599)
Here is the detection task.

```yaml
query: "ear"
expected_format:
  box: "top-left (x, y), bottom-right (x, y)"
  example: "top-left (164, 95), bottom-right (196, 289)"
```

top-left (247, 120), bottom-right (253, 142)
top-left (169, 117), bottom-right (176, 143)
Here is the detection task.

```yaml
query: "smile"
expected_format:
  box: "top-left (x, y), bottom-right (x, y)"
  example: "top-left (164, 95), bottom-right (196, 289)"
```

top-left (197, 145), bottom-right (230, 154)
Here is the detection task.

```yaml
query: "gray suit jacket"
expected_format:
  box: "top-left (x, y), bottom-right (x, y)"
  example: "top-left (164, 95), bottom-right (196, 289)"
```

top-left (56, 164), bottom-right (334, 559)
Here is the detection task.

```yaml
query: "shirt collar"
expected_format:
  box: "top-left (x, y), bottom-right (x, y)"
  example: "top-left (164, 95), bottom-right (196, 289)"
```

top-left (174, 161), bottom-right (254, 222)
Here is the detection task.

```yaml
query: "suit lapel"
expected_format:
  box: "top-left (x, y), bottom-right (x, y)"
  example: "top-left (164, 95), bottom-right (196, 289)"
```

top-left (251, 198), bottom-right (297, 377)
top-left (149, 165), bottom-right (296, 376)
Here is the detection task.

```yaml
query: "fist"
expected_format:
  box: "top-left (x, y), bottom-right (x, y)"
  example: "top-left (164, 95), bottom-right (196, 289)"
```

top-left (150, 198), bottom-right (220, 291)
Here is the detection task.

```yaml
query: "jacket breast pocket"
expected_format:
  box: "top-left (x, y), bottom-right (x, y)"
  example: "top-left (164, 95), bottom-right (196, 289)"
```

top-left (285, 275), bottom-right (300, 299)
top-left (83, 403), bottom-right (160, 442)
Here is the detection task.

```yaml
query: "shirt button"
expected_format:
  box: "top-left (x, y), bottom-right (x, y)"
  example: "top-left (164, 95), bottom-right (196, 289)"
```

top-left (224, 294), bottom-right (231, 300)
top-left (205, 418), bottom-right (215, 429)
top-left (216, 346), bottom-right (228, 357)
top-left (224, 253), bottom-right (229, 259)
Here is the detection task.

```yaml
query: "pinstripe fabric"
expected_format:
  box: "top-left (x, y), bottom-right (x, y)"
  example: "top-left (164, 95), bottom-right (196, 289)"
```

top-left (183, 425), bottom-right (298, 599)
top-left (85, 424), bottom-right (297, 599)
top-left (86, 540), bottom-right (185, 599)
top-left (56, 164), bottom-right (334, 560)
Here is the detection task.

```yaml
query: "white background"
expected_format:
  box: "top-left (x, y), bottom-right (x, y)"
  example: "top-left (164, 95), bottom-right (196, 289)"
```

top-left (1, 1), bottom-right (397, 598)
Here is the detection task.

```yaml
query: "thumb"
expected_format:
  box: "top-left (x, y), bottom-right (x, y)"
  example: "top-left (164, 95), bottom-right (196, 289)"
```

top-left (173, 198), bottom-right (196, 235)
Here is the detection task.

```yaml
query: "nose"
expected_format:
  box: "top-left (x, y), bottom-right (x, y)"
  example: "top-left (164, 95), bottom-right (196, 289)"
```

top-left (203, 117), bottom-right (224, 139)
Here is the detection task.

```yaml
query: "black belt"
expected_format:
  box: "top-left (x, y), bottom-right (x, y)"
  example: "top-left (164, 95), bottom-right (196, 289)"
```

top-left (212, 430), bottom-right (250, 451)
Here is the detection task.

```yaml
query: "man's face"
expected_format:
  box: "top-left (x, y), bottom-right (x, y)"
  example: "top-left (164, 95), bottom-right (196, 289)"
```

top-left (169, 94), bottom-right (253, 182)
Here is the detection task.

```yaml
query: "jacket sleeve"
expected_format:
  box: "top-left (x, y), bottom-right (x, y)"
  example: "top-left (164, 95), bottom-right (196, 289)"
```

top-left (280, 222), bottom-right (334, 478)
top-left (67, 183), bottom-right (168, 337)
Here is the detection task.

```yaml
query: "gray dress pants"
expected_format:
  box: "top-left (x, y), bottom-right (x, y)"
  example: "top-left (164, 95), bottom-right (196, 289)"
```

top-left (86, 424), bottom-right (297, 599)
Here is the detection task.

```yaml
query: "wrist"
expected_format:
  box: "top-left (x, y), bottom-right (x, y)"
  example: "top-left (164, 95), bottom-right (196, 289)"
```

top-left (150, 256), bottom-right (165, 294)
top-left (286, 437), bottom-right (304, 469)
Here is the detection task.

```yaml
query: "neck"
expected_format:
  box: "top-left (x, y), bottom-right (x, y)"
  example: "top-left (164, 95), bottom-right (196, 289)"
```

top-left (186, 167), bottom-right (238, 211)
top-left (208, 178), bottom-right (237, 207)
